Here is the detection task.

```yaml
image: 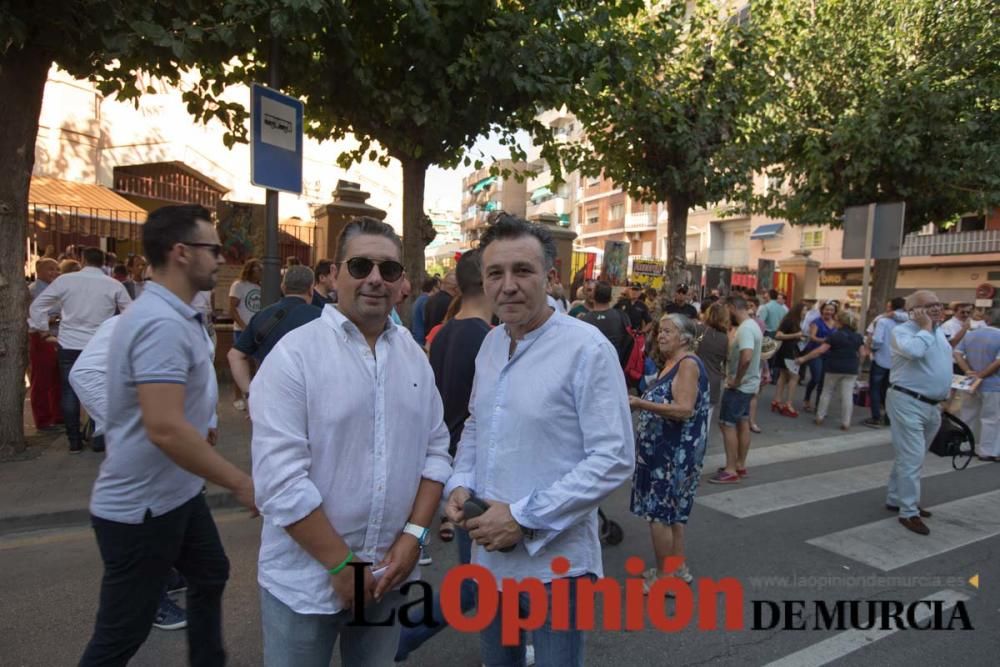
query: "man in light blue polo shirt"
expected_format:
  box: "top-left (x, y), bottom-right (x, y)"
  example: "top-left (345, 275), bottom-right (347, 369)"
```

top-left (955, 308), bottom-right (1000, 460)
top-left (885, 290), bottom-right (953, 536)
top-left (80, 205), bottom-right (256, 666)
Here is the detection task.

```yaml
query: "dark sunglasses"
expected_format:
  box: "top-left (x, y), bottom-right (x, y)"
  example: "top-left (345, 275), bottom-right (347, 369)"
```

top-left (340, 257), bottom-right (404, 282)
top-left (182, 242), bottom-right (224, 258)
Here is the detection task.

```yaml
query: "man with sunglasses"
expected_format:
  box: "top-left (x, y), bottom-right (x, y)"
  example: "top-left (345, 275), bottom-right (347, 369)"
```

top-left (885, 290), bottom-right (953, 536)
top-left (80, 204), bottom-right (256, 666)
top-left (250, 217), bottom-right (451, 666)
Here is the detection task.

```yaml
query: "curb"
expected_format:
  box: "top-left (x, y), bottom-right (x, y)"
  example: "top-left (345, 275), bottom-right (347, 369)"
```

top-left (0, 490), bottom-right (243, 537)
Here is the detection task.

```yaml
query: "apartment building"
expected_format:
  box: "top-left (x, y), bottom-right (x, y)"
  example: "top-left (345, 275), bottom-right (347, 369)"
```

top-left (460, 159), bottom-right (527, 243)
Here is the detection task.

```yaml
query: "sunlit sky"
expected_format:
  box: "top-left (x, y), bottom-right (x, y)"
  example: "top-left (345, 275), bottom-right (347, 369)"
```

top-left (423, 130), bottom-right (531, 213)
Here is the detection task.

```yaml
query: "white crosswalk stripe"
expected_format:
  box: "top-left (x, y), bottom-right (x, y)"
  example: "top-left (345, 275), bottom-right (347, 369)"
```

top-left (700, 430), bottom-right (891, 474)
top-left (762, 589), bottom-right (971, 667)
top-left (807, 489), bottom-right (1000, 571)
top-left (696, 456), bottom-right (986, 518)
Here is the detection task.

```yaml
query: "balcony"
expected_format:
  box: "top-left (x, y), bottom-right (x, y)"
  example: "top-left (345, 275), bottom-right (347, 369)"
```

top-left (624, 212), bottom-right (656, 231)
top-left (707, 247), bottom-right (749, 267)
top-left (901, 230), bottom-right (1000, 257)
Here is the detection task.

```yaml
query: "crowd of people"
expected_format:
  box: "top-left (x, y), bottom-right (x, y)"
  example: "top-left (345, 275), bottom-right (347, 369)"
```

top-left (21, 208), bottom-right (1000, 666)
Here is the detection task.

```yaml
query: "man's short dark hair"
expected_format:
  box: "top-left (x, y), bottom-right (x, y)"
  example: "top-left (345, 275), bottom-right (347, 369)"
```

top-left (282, 265), bottom-right (315, 294)
top-left (112, 264), bottom-right (128, 279)
top-left (769, 288), bottom-right (779, 300)
top-left (420, 277), bottom-right (438, 293)
top-left (675, 285), bottom-right (688, 295)
top-left (314, 258), bottom-right (333, 279)
top-left (745, 287), bottom-right (757, 298)
top-left (890, 296), bottom-right (906, 310)
top-left (334, 216), bottom-right (402, 264)
top-left (478, 213), bottom-right (556, 270)
top-left (143, 204), bottom-right (213, 269)
top-left (593, 281), bottom-right (613, 305)
top-left (455, 249), bottom-right (484, 297)
top-left (726, 295), bottom-right (748, 311)
top-left (82, 247), bottom-right (105, 267)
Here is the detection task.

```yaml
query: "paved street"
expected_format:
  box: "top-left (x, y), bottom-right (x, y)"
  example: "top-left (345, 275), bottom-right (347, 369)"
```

top-left (1, 383), bottom-right (998, 666)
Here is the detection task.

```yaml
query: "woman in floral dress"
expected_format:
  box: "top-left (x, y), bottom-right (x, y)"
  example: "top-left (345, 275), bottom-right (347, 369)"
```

top-left (629, 313), bottom-right (711, 592)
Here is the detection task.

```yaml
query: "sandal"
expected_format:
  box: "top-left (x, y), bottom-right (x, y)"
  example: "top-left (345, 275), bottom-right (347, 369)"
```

top-left (750, 423), bottom-right (762, 434)
top-left (780, 404), bottom-right (799, 418)
top-left (438, 519), bottom-right (455, 542)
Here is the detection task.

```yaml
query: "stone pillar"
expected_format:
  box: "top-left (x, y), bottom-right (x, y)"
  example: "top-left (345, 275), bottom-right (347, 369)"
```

top-left (313, 180), bottom-right (387, 261)
top-left (779, 248), bottom-right (821, 303)
top-left (531, 212), bottom-right (577, 287)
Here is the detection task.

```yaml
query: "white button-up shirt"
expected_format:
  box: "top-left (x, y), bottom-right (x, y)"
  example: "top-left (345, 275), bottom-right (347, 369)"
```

top-left (445, 311), bottom-right (635, 586)
top-left (28, 266), bottom-right (131, 350)
top-left (250, 305), bottom-right (452, 615)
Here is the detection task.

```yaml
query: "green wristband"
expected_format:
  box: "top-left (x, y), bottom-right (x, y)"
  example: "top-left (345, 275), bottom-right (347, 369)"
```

top-left (327, 550), bottom-right (354, 575)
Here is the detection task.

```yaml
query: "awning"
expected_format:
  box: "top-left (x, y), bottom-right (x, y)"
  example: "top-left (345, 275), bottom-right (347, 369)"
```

top-left (750, 223), bottom-right (784, 239)
top-left (530, 186), bottom-right (552, 203)
top-left (471, 176), bottom-right (498, 194)
top-left (29, 177), bottom-right (149, 220)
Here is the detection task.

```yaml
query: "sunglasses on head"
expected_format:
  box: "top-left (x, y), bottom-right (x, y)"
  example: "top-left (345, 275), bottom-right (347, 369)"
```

top-left (340, 256), bottom-right (404, 282)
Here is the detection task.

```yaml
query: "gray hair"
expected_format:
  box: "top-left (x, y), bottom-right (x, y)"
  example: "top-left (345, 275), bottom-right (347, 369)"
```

top-left (334, 216), bottom-right (402, 264)
top-left (663, 313), bottom-right (699, 348)
top-left (282, 265), bottom-right (315, 295)
top-left (904, 290), bottom-right (940, 310)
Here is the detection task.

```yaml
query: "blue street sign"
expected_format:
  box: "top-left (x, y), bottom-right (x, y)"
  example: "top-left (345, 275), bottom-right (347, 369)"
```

top-left (250, 83), bottom-right (304, 194)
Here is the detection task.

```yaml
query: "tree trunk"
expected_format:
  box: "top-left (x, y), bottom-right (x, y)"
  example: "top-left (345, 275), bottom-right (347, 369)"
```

top-left (868, 256), bottom-right (900, 327)
top-left (664, 193), bottom-right (690, 293)
top-left (0, 49), bottom-right (51, 455)
top-left (399, 157), bottom-right (429, 328)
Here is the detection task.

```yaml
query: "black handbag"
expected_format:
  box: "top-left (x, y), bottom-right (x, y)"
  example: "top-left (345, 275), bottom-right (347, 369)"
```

top-left (929, 412), bottom-right (975, 470)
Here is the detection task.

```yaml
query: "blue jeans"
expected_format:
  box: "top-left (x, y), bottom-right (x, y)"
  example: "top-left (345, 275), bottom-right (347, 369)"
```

top-left (57, 347), bottom-right (83, 444)
top-left (885, 389), bottom-right (941, 518)
top-left (261, 586), bottom-right (403, 667)
top-left (480, 575), bottom-right (593, 667)
top-left (718, 388), bottom-right (753, 426)
top-left (395, 528), bottom-right (477, 661)
top-left (804, 356), bottom-right (825, 404)
top-left (869, 362), bottom-right (890, 421)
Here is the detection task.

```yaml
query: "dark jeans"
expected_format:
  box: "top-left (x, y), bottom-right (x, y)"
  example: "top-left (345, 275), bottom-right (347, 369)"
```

top-left (804, 357), bottom-right (825, 404)
top-left (869, 362), bottom-right (891, 421)
top-left (57, 347), bottom-right (83, 444)
top-left (80, 494), bottom-right (230, 667)
top-left (395, 528), bottom-right (477, 661)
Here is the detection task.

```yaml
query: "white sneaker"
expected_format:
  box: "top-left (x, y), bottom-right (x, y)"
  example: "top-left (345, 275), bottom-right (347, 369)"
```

top-left (526, 644), bottom-right (536, 666)
top-left (418, 547), bottom-right (432, 566)
top-left (233, 399), bottom-right (246, 411)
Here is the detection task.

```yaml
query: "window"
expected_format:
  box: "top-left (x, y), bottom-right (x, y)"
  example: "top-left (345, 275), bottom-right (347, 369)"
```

top-left (610, 203), bottom-right (625, 221)
top-left (959, 215), bottom-right (986, 232)
top-left (801, 229), bottom-right (824, 249)
top-left (586, 207), bottom-right (599, 225)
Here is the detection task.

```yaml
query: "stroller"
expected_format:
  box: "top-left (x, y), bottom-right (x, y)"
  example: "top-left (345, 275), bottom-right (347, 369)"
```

top-left (598, 508), bottom-right (624, 546)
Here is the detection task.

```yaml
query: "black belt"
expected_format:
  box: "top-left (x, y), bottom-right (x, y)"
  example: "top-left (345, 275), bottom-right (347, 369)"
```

top-left (890, 384), bottom-right (944, 406)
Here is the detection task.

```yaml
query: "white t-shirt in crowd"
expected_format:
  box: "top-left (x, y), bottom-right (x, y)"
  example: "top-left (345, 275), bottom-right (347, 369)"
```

top-left (229, 280), bottom-right (261, 331)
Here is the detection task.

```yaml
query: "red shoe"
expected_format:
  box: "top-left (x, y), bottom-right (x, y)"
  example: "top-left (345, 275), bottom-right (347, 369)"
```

top-left (770, 400), bottom-right (781, 413)
top-left (780, 404), bottom-right (799, 417)
top-left (718, 466), bottom-right (748, 478)
top-left (708, 470), bottom-right (741, 484)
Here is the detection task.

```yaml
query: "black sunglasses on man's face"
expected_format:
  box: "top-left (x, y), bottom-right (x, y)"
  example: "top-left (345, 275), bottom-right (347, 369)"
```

top-left (340, 257), bottom-right (404, 282)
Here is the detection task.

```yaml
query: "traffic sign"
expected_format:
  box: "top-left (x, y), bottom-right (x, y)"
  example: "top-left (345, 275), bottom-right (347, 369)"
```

top-left (250, 83), bottom-right (303, 194)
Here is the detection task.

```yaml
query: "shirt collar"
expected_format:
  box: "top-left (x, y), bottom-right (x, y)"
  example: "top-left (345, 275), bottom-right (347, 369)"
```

top-left (80, 266), bottom-right (105, 276)
top-left (323, 303), bottom-right (397, 342)
top-left (503, 308), bottom-right (559, 345)
top-left (144, 281), bottom-right (199, 321)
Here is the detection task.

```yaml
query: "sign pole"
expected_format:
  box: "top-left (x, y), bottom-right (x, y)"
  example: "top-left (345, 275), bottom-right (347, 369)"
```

top-left (859, 203), bottom-right (876, 332)
top-left (261, 35), bottom-right (282, 308)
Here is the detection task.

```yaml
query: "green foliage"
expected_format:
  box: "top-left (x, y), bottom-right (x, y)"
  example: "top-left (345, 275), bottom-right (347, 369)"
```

top-left (558, 0), bottom-right (770, 208)
top-left (750, 0), bottom-right (1000, 230)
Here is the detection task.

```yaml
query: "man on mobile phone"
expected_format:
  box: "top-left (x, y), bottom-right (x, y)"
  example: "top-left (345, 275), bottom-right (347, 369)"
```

top-left (885, 290), bottom-right (952, 536)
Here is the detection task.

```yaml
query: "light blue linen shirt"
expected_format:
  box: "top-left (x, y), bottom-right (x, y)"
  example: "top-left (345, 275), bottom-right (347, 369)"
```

top-left (889, 320), bottom-right (953, 401)
top-left (870, 310), bottom-right (907, 368)
top-left (445, 311), bottom-right (635, 586)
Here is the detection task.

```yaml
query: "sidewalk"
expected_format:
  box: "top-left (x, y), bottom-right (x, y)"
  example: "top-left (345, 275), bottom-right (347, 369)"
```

top-left (1, 382), bottom-right (253, 535)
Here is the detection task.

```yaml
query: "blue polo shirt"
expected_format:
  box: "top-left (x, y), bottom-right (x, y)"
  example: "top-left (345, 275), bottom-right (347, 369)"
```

top-left (234, 296), bottom-right (321, 362)
top-left (889, 320), bottom-right (953, 401)
top-left (90, 281), bottom-right (218, 523)
top-left (957, 327), bottom-right (1000, 393)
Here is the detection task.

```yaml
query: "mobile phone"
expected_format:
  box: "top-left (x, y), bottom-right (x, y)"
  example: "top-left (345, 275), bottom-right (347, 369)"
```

top-left (462, 496), bottom-right (515, 552)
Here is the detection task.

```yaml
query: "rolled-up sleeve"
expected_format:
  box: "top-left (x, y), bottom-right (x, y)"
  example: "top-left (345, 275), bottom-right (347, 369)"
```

top-left (28, 281), bottom-right (61, 332)
top-left (421, 372), bottom-right (453, 485)
top-left (444, 380), bottom-right (478, 498)
top-left (250, 346), bottom-right (323, 528)
top-left (510, 340), bottom-right (635, 554)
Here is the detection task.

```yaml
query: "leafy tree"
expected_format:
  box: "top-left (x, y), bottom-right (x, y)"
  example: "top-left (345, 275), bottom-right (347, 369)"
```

top-left (179, 1), bottom-right (629, 320)
top-left (557, 0), bottom-right (770, 289)
top-left (750, 0), bottom-right (1000, 321)
top-left (0, 1), bottom-right (231, 453)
